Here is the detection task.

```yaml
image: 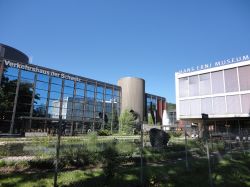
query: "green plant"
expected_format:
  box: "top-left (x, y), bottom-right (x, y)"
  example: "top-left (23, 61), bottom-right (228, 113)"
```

top-left (119, 109), bottom-right (135, 135)
top-left (148, 113), bottom-right (154, 125)
top-left (0, 160), bottom-right (6, 167)
top-left (169, 131), bottom-right (183, 138)
top-left (97, 129), bottom-right (112, 136)
top-left (102, 142), bottom-right (121, 183)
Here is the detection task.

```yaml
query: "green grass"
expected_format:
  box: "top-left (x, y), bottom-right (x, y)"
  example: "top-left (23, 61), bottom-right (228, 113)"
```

top-left (1, 153), bottom-right (250, 187)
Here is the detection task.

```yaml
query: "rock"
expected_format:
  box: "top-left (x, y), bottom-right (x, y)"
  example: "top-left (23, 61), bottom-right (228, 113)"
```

top-left (149, 128), bottom-right (170, 147)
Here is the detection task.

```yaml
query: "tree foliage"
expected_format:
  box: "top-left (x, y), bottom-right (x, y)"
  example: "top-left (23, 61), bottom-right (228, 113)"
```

top-left (119, 109), bottom-right (135, 134)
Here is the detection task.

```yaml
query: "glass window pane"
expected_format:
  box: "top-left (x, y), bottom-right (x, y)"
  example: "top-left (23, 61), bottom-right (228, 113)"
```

top-left (5, 67), bottom-right (18, 76)
top-left (76, 89), bottom-right (84, 97)
top-left (241, 94), bottom-right (250, 114)
top-left (35, 89), bottom-right (48, 99)
top-left (76, 82), bottom-right (85, 90)
top-left (51, 77), bottom-right (62, 85)
top-left (180, 100), bottom-right (190, 116)
top-left (49, 92), bottom-right (61, 100)
top-left (36, 81), bottom-right (49, 90)
top-left (179, 77), bottom-right (188, 97)
top-left (35, 97), bottom-right (47, 106)
top-left (33, 105), bottom-right (46, 117)
top-left (226, 95), bottom-right (240, 114)
top-left (37, 74), bottom-right (49, 82)
top-left (239, 65), bottom-right (250, 91)
top-left (21, 70), bottom-right (35, 80)
top-left (86, 91), bottom-right (94, 98)
top-left (211, 71), bottom-right (224, 94)
top-left (114, 89), bottom-right (120, 96)
top-left (201, 98), bottom-right (212, 115)
top-left (51, 84), bottom-right (62, 92)
top-left (64, 80), bottom-right (74, 87)
top-left (213, 96), bottom-right (226, 114)
top-left (199, 73), bottom-right (211, 95)
top-left (87, 82), bottom-right (95, 91)
top-left (189, 76), bottom-right (199, 96)
top-left (97, 85), bottom-right (104, 93)
top-left (224, 68), bottom-right (238, 92)
top-left (64, 86), bottom-right (74, 95)
top-left (190, 99), bottom-right (200, 116)
top-left (106, 87), bottom-right (113, 95)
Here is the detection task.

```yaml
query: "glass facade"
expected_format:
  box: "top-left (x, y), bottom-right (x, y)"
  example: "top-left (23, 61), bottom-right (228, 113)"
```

top-left (145, 94), bottom-right (166, 124)
top-left (0, 59), bottom-right (121, 134)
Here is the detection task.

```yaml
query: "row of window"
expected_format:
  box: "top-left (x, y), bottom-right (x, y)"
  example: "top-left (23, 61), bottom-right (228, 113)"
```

top-left (179, 93), bottom-right (250, 116)
top-left (178, 65), bottom-right (250, 97)
top-left (4, 67), bottom-right (120, 96)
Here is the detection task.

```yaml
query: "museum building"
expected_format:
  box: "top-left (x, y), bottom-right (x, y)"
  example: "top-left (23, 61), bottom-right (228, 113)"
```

top-left (0, 44), bottom-right (166, 135)
top-left (175, 55), bottom-right (250, 137)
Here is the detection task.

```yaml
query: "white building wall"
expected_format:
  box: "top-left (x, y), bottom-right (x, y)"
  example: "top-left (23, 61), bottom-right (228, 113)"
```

top-left (176, 59), bottom-right (250, 120)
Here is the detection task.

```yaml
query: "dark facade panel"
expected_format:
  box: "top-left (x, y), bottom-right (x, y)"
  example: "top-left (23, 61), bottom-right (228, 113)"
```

top-left (0, 44), bottom-right (29, 64)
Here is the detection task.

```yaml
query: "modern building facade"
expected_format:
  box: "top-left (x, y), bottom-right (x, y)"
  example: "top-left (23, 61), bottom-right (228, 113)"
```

top-left (0, 44), bottom-right (166, 135)
top-left (175, 55), bottom-right (250, 136)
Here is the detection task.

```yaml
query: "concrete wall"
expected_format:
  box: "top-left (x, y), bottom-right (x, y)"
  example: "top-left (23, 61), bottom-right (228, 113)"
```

top-left (118, 77), bottom-right (145, 120)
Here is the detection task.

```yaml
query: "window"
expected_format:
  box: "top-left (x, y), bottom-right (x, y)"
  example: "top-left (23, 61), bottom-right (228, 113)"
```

top-left (239, 65), bottom-right (250, 91)
top-left (213, 96), bottom-right (226, 114)
top-left (226, 95), bottom-right (240, 114)
top-left (189, 76), bottom-right (199, 96)
top-left (179, 77), bottom-right (188, 97)
top-left (180, 100), bottom-right (190, 116)
top-left (190, 99), bottom-right (201, 116)
top-left (199, 73), bottom-right (211, 95)
top-left (211, 71), bottom-right (224, 94)
top-left (241, 94), bottom-right (250, 114)
top-left (224, 68), bottom-right (238, 92)
top-left (201, 97), bottom-right (212, 115)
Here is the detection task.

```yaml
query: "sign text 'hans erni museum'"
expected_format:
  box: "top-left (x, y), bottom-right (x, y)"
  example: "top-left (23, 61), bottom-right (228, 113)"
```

top-left (0, 43), bottom-right (166, 135)
top-left (175, 54), bottom-right (250, 137)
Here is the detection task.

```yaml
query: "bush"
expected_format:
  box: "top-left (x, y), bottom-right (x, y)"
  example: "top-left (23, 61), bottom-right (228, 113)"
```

top-left (97, 129), bottom-right (112, 136)
top-left (102, 142), bottom-right (121, 183)
top-left (169, 131), bottom-right (183, 138)
top-left (0, 160), bottom-right (6, 167)
top-left (61, 146), bottom-right (99, 168)
top-left (28, 158), bottom-right (56, 170)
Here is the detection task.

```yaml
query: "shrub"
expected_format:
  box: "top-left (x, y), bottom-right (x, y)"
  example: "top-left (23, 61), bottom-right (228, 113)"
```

top-left (102, 142), bottom-right (121, 183)
top-left (28, 158), bottom-right (56, 170)
top-left (61, 146), bottom-right (99, 168)
top-left (119, 109), bottom-right (135, 135)
top-left (169, 131), bottom-right (183, 138)
top-left (97, 129), bottom-right (112, 136)
top-left (0, 160), bottom-right (6, 167)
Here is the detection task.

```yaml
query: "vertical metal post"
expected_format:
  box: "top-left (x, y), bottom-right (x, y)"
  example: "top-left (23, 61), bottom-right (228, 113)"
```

top-left (111, 86), bottom-right (114, 134)
top-left (45, 76), bottom-right (52, 133)
top-left (10, 68), bottom-right (21, 134)
top-left (93, 81), bottom-right (97, 131)
top-left (102, 84), bottom-right (106, 130)
top-left (206, 139), bottom-right (213, 187)
top-left (54, 79), bottom-right (64, 187)
top-left (29, 73), bottom-right (37, 131)
top-left (184, 122), bottom-right (189, 171)
top-left (83, 80), bottom-right (87, 132)
top-left (0, 59), bottom-right (4, 86)
top-left (140, 119), bottom-right (143, 186)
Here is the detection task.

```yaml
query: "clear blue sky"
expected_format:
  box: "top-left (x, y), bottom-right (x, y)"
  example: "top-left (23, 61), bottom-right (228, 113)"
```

top-left (1, 0), bottom-right (250, 103)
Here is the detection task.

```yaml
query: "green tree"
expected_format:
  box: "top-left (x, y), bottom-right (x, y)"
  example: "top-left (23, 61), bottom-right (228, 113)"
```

top-left (119, 109), bottom-right (135, 134)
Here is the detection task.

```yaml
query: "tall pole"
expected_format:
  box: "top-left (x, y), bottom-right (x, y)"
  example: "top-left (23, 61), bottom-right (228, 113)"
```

top-left (140, 118), bottom-right (143, 186)
top-left (184, 122), bottom-right (189, 171)
top-left (54, 116), bottom-right (62, 187)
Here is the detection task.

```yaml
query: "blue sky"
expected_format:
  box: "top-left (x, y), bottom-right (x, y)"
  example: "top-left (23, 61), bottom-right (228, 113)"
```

top-left (1, 0), bottom-right (250, 103)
